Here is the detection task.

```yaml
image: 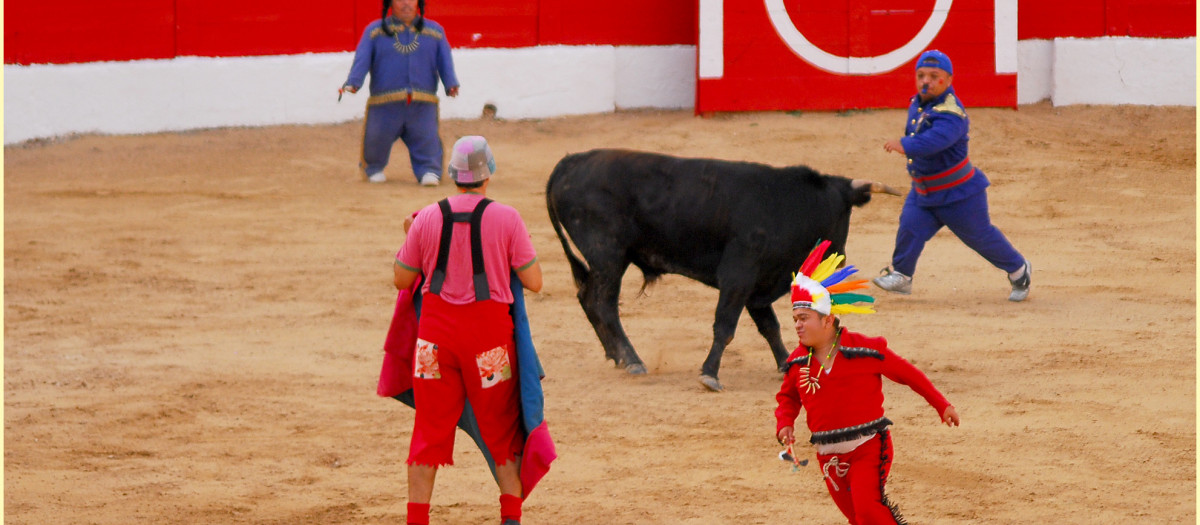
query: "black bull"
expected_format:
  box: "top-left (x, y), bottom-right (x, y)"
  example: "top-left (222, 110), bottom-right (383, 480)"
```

top-left (545, 149), bottom-right (900, 391)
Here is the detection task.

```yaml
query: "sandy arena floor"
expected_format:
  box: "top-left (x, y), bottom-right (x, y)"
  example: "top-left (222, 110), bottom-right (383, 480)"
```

top-left (4, 104), bottom-right (1196, 524)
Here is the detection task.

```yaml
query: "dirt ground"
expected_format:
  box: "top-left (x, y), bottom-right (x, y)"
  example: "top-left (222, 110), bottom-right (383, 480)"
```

top-left (4, 103), bottom-right (1195, 524)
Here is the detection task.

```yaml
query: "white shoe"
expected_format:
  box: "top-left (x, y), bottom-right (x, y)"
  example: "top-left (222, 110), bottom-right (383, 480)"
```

top-left (419, 173), bottom-right (440, 187)
top-left (366, 172), bottom-right (387, 184)
top-left (1008, 260), bottom-right (1032, 302)
top-left (872, 268), bottom-right (913, 294)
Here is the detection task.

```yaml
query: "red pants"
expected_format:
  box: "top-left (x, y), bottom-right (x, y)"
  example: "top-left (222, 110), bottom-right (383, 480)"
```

top-left (407, 293), bottom-right (522, 467)
top-left (815, 432), bottom-right (903, 525)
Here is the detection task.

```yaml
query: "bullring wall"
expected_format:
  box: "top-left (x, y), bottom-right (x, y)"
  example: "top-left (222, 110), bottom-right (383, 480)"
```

top-left (3, 0), bottom-right (1194, 144)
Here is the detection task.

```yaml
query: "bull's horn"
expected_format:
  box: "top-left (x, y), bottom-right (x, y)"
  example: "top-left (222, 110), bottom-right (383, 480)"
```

top-left (852, 179), bottom-right (903, 196)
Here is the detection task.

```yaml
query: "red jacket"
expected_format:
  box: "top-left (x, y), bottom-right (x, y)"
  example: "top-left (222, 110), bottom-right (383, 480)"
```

top-left (774, 329), bottom-right (950, 444)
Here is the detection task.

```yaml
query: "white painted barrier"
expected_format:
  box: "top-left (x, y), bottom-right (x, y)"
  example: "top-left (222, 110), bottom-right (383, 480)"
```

top-left (2, 40), bottom-right (1190, 145)
top-left (1051, 37), bottom-right (1196, 106)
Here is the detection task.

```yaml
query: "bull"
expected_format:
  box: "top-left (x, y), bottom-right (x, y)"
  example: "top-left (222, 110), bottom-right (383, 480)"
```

top-left (545, 149), bottom-right (900, 391)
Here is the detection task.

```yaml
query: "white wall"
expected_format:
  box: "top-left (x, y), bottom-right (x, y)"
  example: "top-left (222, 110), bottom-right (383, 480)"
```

top-left (1053, 37), bottom-right (1196, 106)
top-left (4, 54), bottom-right (360, 141)
top-left (446, 46), bottom-right (615, 120)
top-left (1016, 39), bottom-right (1055, 104)
top-left (614, 46), bottom-right (697, 110)
top-left (1017, 37), bottom-right (1197, 105)
top-left (3, 39), bottom-right (1191, 145)
top-left (3, 45), bottom-right (697, 145)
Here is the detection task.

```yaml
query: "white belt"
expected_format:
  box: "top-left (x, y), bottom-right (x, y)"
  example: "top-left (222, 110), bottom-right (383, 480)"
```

top-left (814, 434), bottom-right (872, 455)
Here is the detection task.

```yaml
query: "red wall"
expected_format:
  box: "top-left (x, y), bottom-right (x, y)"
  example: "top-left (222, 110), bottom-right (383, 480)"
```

top-left (536, 0), bottom-right (696, 46)
top-left (1018, 0), bottom-right (1196, 39)
top-left (5, 1), bottom-right (178, 64)
top-left (3, 1), bottom-right (1192, 65)
top-left (4, 0), bottom-right (697, 65)
top-left (175, 0), bottom-right (363, 57)
top-left (698, 0), bottom-right (1018, 112)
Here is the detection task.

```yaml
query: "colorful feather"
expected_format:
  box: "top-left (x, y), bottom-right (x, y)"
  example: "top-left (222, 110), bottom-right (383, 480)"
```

top-left (830, 304), bottom-right (877, 315)
top-left (810, 254), bottom-right (845, 283)
top-left (830, 292), bottom-right (875, 304)
top-left (825, 279), bottom-right (870, 294)
top-left (820, 265), bottom-right (858, 287)
top-left (792, 242), bottom-right (875, 316)
top-left (798, 240), bottom-right (831, 276)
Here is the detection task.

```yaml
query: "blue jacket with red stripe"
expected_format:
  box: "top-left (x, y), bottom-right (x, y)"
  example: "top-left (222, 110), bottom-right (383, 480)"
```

top-left (899, 87), bottom-right (990, 207)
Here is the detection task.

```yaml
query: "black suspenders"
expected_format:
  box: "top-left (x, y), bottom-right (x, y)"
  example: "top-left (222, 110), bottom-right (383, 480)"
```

top-left (428, 198), bottom-right (493, 301)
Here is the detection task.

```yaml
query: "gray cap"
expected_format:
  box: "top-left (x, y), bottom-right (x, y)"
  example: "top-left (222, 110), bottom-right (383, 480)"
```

top-left (448, 135), bottom-right (496, 183)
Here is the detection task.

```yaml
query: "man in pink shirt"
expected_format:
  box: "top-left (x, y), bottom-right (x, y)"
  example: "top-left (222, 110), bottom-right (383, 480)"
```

top-left (393, 135), bottom-right (542, 525)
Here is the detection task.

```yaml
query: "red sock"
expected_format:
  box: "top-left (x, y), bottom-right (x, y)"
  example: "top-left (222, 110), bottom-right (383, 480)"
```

top-left (499, 493), bottom-right (523, 523)
top-left (407, 502), bottom-right (430, 525)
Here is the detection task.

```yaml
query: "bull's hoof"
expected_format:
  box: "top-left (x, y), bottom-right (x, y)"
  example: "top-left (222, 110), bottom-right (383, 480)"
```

top-left (624, 363), bottom-right (647, 375)
top-left (698, 375), bottom-right (724, 392)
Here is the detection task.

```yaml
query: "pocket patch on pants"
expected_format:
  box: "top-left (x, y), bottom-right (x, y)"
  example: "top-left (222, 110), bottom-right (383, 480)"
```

top-left (476, 346), bottom-right (512, 389)
top-left (414, 339), bottom-right (441, 379)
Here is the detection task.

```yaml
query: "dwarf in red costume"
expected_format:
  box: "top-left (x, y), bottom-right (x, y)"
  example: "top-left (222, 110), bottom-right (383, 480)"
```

top-left (775, 240), bottom-right (960, 524)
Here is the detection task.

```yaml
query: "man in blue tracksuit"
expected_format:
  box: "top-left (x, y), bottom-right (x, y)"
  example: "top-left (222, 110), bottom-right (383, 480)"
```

top-left (874, 50), bottom-right (1032, 302)
top-left (343, 0), bottom-right (459, 186)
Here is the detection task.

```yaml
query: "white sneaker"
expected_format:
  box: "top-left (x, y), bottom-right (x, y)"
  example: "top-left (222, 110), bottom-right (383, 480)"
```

top-left (872, 268), bottom-right (913, 294)
top-left (419, 173), bottom-right (440, 187)
top-left (1008, 260), bottom-right (1032, 302)
top-left (366, 172), bottom-right (387, 184)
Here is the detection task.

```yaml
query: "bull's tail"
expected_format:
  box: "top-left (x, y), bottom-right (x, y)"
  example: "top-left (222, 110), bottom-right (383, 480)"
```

top-left (545, 156), bottom-right (590, 291)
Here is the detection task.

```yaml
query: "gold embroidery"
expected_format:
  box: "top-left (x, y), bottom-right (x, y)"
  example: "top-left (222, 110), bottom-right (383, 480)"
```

top-left (369, 25), bottom-right (444, 40)
top-left (393, 34), bottom-right (420, 54)
top-left (932, 94), bottom-right (967, 118)
top-left (368, 90), bottom-right (440, 106)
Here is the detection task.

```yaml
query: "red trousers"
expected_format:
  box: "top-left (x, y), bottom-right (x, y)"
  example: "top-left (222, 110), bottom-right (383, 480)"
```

top-left (815, 432), bottom-right (903, 525)
top-left (407, 293), bottom-right (522, 467)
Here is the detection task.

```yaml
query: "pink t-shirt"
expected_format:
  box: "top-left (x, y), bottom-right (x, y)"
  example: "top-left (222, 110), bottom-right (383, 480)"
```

top-left (397, 193), bottom-right (538, 305)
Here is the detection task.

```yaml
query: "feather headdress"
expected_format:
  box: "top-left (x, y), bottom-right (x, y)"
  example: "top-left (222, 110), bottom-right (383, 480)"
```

top-left (790, 240), bottom-right (876, 316)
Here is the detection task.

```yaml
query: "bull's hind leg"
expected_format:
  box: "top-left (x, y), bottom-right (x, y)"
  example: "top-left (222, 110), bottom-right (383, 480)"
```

top-left (746, 302), bottom-right (790, 372)
top-left (577, 264), bottom-right (647, 375)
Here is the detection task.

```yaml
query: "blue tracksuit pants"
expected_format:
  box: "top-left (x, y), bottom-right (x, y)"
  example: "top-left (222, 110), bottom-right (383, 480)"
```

top-left (890, 189), bottom-right (1025, 276)
top-left (361, 101), bottom-right (443, 181)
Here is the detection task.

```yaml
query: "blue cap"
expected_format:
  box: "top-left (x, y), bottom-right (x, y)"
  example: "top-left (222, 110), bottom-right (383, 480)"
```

top-left (915, 50), bottom-right (953, 75)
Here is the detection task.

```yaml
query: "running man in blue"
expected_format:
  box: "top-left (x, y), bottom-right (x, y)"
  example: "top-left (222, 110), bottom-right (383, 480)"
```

top-left (875, 50), bottom-right (1032, 302)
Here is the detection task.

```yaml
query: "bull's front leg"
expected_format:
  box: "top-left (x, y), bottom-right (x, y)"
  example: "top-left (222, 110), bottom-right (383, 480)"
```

top-left (698, 287), bottom-right (750, 392)
top-left (746, 303), bottom-right (790, 372)
top-left (576, 267), bottom-right (647, 375)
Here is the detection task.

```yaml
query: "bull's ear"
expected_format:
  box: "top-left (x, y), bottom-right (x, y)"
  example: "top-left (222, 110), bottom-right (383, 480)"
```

top-left (847, 179), bottom-right (874, 207)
